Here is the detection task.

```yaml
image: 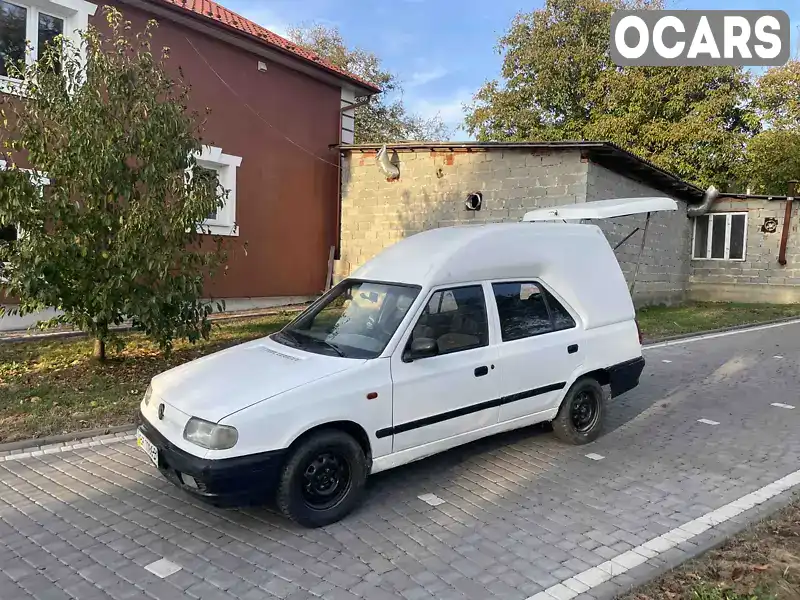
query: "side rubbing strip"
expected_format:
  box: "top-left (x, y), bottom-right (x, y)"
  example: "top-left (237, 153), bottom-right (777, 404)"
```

top-left (376, 381), bottom-right (566, 439)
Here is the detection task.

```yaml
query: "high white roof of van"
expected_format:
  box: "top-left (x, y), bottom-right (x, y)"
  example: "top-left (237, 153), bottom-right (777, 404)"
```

top-left (523, 197), bottom-right (678, 222)
top-left (352, 223), bottom-right (634, 330)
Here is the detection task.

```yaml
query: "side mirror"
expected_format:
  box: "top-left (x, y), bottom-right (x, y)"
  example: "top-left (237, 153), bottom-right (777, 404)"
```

top-left (405, 338), bottom-right (438, 362)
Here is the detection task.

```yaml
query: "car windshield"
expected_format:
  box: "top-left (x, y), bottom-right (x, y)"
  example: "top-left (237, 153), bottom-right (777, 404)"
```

top-left (273, 280), bottom-right (420, 359)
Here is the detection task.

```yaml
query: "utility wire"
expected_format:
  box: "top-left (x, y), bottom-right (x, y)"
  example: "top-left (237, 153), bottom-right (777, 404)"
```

top-left (185, 36), bottom-right (342, 169)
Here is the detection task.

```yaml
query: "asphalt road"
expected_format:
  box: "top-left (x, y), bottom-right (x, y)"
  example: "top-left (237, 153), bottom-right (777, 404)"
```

top-left (0, 321), bottom-right (798, 600)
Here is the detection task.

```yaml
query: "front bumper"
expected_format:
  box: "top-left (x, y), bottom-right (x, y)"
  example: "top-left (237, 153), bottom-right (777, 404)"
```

top-left (137, 411), bottom-right (286, 507)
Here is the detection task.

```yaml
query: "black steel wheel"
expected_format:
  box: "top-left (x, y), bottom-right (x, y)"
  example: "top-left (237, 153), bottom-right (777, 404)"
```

top-left (277, 429), bottom-right (367, 527)
top-left (552, 377), bottom-right (606, 445)
top-left (301, 451), bottom-right (351, 511)
top-left (570, 390), bottom-right (600, 433)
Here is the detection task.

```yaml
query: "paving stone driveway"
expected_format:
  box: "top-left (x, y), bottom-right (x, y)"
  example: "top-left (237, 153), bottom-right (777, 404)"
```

top-left (1, 323), bottom-right (799, 600)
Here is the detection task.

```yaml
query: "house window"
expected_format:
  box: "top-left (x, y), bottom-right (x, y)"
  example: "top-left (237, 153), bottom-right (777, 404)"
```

top-left (0, 160), bottom-right (49, 282)
top-left (192, 146), bottom-right (243, 237)
top-left (693, 212), bottom-right (748, 261)
top-left (0, 0), bottom-right (96, 90)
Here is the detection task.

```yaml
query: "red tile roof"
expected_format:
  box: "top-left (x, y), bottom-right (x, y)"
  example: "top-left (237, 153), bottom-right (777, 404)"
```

top-left (156, 0), bottom-right (380, 93)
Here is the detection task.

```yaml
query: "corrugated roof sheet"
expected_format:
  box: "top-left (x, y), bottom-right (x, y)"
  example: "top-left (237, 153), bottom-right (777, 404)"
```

top-left (156, 0), bottom-right (380, 93)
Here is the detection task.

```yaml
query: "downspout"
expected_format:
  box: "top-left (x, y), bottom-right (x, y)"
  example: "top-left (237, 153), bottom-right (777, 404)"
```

top-left (687, 185), bottom-right (720, 217)
top-left (778, 180), bottom-right (798, 267)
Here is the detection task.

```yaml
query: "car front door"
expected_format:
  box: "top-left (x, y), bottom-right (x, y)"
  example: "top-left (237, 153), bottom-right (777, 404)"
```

top-left (388, 283), bottom-right (499, 453)
top-left (490, 281), bottom-right (584, 423)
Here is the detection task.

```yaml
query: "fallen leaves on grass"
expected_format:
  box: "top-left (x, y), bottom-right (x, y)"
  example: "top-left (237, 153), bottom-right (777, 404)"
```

top-left (0, 313), bottom-right (293, 442)
top-left (624, 497), bottom-right (800, 599)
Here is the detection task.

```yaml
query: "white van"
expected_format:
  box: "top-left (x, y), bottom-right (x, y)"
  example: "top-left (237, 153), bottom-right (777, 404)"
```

top-left (137, 222), bottom-right (645, 527)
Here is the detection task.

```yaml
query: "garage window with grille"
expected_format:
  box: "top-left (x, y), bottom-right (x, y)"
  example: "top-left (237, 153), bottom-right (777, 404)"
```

top-left (692, 212), bottom-right (748, 261)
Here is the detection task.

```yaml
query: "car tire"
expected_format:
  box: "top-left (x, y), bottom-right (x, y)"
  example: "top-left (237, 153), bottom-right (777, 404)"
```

top-left (276, 429), bottom-right (368, 528)
top-left (551, 377), bottom-right (606, 445)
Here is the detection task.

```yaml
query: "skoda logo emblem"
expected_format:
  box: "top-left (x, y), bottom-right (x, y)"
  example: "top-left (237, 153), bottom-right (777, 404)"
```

top-left (158, 403), bottom-right (165, 420)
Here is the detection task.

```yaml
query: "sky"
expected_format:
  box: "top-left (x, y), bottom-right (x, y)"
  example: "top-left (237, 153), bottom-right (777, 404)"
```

top-left (222, 0), bottom-right (800, 138)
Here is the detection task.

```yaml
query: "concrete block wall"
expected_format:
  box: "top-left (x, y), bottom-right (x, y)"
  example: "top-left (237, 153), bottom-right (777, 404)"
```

top-left (689, 197), bottom-right (800, 303)
top-left (338, 148), bottom-right (691, 306)
top-left (338, 148), bottom-right (589, 278)
top-left (586, 163), bottom-right (691, 306)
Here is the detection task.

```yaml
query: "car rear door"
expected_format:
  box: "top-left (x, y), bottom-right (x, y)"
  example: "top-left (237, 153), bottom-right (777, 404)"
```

top-left (388, 283), bottom-right (500, 453)
top-left (490, 281), bottom-right (584, 423)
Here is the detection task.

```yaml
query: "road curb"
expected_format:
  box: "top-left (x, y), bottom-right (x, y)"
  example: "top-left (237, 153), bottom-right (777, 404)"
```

top-left (2, 317), bottom-right (798, 454)
top-left (0, 305), bottom-right (308, 343)
top-left (616, 490), bottom-right (799, 599)
top-left (642, 316), bottom-right (800, 346)
top-left (0, 424), bottom-right (136, 455)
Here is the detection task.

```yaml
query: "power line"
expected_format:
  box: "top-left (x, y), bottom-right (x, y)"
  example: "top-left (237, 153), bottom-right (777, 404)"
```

top-left (185, 37), bottom-right (342, 168)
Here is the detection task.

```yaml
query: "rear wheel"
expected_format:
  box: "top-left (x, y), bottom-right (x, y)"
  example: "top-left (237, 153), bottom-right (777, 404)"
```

top-left (551, 377), bottom-right (605, 445)
top-left (276, 430), bottom-right (367, 527)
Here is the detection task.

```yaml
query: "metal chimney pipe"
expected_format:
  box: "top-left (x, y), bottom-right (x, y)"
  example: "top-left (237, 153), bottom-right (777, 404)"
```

top-left (687, 185), bottom-right (720, 217)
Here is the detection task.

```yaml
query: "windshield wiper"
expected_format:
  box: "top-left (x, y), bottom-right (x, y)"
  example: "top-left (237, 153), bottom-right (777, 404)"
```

top-left (273, 330), bottom-right (300, 347)
top-left (288, 330), bottom-right (346, 358)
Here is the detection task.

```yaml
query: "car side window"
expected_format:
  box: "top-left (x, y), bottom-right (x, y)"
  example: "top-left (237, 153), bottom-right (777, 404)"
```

top-left (492, 282), bottom-right (553, 341)
top-left (409, 285), bottom-right (489, 355)
top-left (544, 288), bottom-right (576, 331)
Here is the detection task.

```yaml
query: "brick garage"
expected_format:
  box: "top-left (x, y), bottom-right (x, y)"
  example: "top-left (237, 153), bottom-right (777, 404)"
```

top-left (337, 142), bottom-right (703, 306)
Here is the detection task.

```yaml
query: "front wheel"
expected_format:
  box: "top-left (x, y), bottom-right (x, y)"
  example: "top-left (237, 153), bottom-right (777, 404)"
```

top-left (276, 429), bottom-right (367, 527)
top-left (551, 377), bottom-right (606, 445)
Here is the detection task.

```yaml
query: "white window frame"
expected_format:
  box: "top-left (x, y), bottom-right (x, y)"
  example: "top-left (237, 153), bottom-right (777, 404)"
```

top-left (191, 145), bottom-right (242, 237)
top-left (0, 0), bottom-right (97, 95)
top-left (692, 211), bottom-right (748, 261)
top-left (0, 160), bottom-right (49, 282)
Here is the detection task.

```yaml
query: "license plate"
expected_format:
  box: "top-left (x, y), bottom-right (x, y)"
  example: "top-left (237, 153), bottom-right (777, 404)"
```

top-left (136, 427), bottom-right (159, 467)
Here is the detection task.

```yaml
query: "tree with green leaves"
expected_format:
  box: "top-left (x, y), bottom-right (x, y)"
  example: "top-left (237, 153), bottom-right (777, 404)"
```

top-left (288, 24), bottom-right (449, 143)
top-left (465, 0), bottom-right (757, 189)
top-left (0, 6), bottom-right (226, 360)
top-left (744, 60), bottom-right (800, 195)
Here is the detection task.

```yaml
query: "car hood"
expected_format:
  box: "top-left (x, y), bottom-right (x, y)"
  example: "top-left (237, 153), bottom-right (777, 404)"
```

top-left (150, 336), bottom-right (363, 423)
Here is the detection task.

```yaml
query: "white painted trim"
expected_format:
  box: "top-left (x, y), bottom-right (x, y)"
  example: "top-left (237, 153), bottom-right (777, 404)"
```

top-left (191, 145), bottom-right (242, 237)
top-left (691, 211), bottom-right (748, 261)
top-left (526, 467), bottom-right (800, 600)
top-left (340, 87), bottom-right (357, 145)
top-left (0, 0), bottom-right (96, 96)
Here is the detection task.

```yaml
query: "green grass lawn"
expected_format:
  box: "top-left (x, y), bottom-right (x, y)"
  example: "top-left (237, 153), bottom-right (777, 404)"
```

top-left (636, 302), bottom-right (800, 341)
top-left (1, 301), bottom-right (799, 443)
top-left (0, 313), bottom-right (295, 443)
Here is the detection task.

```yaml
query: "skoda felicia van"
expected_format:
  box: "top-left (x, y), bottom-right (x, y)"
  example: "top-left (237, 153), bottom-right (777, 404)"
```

top-left (137, 222), bottom-right (645, 527)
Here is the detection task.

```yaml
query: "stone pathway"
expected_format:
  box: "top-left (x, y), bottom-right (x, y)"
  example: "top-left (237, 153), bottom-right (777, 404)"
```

top-left (1, 323), bottom-right (799, 600)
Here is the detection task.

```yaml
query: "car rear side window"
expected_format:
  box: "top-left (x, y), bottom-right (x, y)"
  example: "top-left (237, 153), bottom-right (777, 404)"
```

top-left (492, 282), bottom-right (576, 342)
top-left (544, 289), bottom-right (576, 331)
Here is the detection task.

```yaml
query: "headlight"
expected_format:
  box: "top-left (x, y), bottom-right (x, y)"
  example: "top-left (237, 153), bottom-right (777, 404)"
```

top-left (143, 385), bottom-right (153, 406)
top-left (183, 417), bottom-right (238, 450)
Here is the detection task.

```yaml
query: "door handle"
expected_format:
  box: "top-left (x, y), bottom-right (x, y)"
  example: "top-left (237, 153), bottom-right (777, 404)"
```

top-left (568, 344), bottom-right (579, 354)
top-left (474, 366), bottom-right (489, 377)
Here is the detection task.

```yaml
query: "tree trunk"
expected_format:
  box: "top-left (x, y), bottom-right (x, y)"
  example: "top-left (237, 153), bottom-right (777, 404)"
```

top-left (94, 338), bottom-right (106, 361)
